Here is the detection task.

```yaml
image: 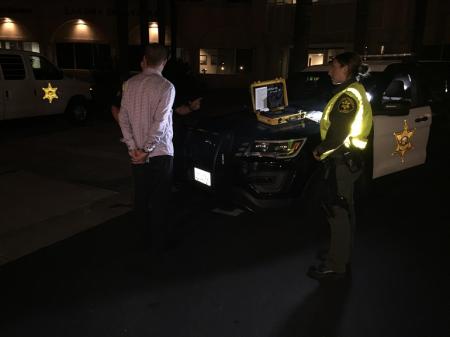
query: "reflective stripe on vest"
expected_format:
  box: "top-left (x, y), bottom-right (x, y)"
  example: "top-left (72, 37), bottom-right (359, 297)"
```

top-left (319, 82), bottom-right (372, 160)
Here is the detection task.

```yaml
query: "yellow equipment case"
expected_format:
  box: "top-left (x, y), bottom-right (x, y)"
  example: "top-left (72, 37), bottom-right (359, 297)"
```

top-left (250, 78), bottom-right (306, 126)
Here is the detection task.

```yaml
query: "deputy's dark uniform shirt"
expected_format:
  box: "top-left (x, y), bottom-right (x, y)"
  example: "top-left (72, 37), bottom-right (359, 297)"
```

top-left (315, 78), bottom-right (358, 157)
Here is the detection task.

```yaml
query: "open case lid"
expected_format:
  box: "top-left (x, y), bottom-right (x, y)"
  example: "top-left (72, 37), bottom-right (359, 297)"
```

top-left (250, 78), bottom-right (289, 113)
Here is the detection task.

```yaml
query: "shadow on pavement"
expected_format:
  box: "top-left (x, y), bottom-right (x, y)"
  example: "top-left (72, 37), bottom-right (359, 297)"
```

top-left (272, 279), bottom-right (351, 337)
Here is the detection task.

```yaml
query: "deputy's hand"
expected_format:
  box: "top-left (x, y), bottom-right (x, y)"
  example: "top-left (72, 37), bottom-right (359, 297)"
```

top-left (189, 97), bottom-right (202, 111)
top-left (111, 106), bottom-right (120, 123)
top-left (174, 105), bottom-right (191, 115)
top-left (313, 150), bottom-right (321, 161)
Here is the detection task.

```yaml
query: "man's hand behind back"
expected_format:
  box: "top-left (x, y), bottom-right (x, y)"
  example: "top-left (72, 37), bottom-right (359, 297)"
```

top-left (129, 149), bottom-right (148, 164)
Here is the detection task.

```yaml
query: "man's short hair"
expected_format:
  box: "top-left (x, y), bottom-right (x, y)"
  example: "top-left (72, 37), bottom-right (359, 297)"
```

top-left (144, 43), bottom-right (169, 66)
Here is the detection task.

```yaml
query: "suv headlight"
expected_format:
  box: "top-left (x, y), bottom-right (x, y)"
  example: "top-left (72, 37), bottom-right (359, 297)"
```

top-left (243, 138), bottom-right (306, 159)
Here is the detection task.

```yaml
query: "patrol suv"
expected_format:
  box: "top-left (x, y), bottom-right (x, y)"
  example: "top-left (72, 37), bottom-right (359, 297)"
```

top-left (184, 57), bottom-right (449, 210)
top-left (0, 49), bottom-right (91, 122)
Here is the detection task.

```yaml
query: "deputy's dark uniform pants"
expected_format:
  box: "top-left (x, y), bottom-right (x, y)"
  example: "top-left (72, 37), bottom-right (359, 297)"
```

top-left (325, 162), bottom-right (361, 273)
top-left (132, 155), bottom-right (173, 252)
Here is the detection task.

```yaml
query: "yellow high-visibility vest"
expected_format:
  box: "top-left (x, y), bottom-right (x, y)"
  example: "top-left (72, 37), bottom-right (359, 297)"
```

top-left (319, 82), bottom-right (373, 160)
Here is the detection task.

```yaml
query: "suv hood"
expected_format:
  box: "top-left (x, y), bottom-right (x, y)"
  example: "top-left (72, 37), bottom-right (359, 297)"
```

top-left (192, 108), bottom-right (320, 141)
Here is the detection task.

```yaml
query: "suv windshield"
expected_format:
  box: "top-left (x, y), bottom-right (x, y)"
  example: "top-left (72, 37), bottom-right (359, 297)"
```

top-left (287, 72), bottom-right (332, 110)
top-left (287, 70), bottom-right (384, 111)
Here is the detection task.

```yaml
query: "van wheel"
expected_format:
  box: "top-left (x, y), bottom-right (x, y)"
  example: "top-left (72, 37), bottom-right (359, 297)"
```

top-left (66, 99), bottom-right (88, 124)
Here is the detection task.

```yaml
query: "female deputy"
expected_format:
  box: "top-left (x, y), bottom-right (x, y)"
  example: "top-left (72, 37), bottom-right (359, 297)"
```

top-left (308, 51), bottom-right (373, 281)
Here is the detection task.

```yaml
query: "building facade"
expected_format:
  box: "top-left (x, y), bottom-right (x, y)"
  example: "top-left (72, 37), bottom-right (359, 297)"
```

top-left (1, 0), bottom-right (449, 88)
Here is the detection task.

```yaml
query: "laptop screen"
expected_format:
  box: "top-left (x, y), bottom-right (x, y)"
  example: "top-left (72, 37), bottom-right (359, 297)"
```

top-left (251, 79), bottom-right (288, 112)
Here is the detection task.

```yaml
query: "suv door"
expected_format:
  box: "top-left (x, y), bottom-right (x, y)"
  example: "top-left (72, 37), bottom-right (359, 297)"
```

top-left (28, 55), bottom-right (66, 116)
top-left (0, 53), bottom-right (35, 119)
top-left (372, 64), bottom-right (432, 178)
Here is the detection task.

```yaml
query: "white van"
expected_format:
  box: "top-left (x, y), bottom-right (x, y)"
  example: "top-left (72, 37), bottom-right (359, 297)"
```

top-left (0, 49), bottom-right (91, 122)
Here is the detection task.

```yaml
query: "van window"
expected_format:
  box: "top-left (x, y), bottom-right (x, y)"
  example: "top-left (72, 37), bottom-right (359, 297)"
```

top-left (29, 56), bottom-right (63, 80)
top-left (0, 54), bottom-right (26, 80)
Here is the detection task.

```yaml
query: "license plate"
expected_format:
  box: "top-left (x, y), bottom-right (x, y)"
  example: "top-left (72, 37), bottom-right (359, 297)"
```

top-left (194, 167), bottom-right (211, 186)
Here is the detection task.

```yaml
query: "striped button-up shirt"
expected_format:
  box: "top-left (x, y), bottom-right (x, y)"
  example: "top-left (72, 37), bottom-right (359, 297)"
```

top-left (119, 68), bottom-right (176, 157)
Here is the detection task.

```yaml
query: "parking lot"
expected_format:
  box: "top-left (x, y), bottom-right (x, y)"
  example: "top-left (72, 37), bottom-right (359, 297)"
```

top-left (0, 115), bottom-right (448, 337)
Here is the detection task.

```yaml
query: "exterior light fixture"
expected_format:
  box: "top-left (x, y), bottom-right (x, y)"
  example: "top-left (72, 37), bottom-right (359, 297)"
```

top-left (149, 21), bottom-right (159, 43)
top-left (220, 66), bottom-right (225, 71)
top-left (1, 17), bottom-right (18, 36)
top-left (239, 66), bottom-right (244, 70)
top-left (72, 19), bottom-right (92, 38)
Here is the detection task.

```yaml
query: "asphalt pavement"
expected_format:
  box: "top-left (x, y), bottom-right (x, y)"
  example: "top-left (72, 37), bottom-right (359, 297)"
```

top-left (0, 116), bottom-right (449, 337)
top-left (0, 116), bottom-right (133, 264)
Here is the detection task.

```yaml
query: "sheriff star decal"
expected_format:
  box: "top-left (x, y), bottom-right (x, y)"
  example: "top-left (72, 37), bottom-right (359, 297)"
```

top-left (42, 83), bottom-right (59, 103)
top-left (392, 120), bottom-right (415, 163)
top-left (338, 96), bottom-right (356, 113)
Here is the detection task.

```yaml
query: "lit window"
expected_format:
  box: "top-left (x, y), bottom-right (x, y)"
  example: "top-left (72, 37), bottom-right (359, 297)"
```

top-left (23, 42), bottom-right (40, 53)
top-left (266, 0), bottom-right (297, 5)
top-left (308, 53), bottom-right (324, 66)
top-left (267, 0), bottom-right (318, 4)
